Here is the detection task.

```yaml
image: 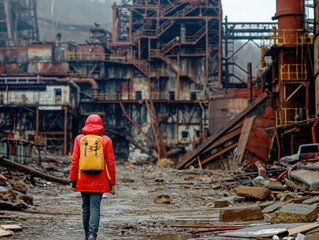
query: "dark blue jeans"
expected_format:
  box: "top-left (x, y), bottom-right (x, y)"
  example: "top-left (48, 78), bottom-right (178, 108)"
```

top-left (81, 192), bottom-right (103, 238)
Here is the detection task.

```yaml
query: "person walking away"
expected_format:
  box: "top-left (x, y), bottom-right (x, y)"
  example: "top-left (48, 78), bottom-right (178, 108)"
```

top-left (70, 114), bottom-right (116, 240)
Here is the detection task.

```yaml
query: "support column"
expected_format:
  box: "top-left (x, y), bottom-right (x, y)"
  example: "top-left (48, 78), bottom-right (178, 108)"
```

top-left (4, 0), bottom-right (14, 46)
top-left (218, 2), bottom-right (222, 89)
top-left (112, 3), bottom-right (117, 43)
top-left (177, 54), bottom-right (180, 100)
top-left (205, 18), bottom-right (209, 86)
top-left (35, 105), bottom-right (39, 143)
top-left (247, 62), bottom-right (252, 103)
top-left (63, 106), bottom-right (68, 155)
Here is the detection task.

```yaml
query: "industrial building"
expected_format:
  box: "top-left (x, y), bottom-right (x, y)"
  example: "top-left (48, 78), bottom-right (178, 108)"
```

top-left (0, 0), bottom-right (318, 174)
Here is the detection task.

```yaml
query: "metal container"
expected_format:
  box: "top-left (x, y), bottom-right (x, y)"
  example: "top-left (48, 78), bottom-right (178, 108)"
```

top-left (273, 0), bottom-right (304, 45)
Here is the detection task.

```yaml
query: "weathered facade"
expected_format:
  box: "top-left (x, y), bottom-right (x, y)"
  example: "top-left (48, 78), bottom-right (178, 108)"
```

top-left (2, 0), bottom-right (309, 169)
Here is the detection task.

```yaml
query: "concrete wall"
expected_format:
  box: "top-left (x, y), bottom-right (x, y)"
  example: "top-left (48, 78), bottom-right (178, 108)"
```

top-left (0, 85), bottom-right (71, 108)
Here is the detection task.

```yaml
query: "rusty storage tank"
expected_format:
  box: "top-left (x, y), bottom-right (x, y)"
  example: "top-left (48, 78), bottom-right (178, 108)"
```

top-left (273, 0), bottom-right (304, 45)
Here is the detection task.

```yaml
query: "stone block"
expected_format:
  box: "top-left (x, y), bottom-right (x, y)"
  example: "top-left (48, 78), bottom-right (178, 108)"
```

top-left (214, 200), bottom-right (232, 208)
top-left (236, 186), bottom-right (270, 200)
top-left (270, 203), bottom-right (318, 224)
top-left (290, 170), bottom-right (319, 191)
top-left (219, 206), bottom-right (264, 222)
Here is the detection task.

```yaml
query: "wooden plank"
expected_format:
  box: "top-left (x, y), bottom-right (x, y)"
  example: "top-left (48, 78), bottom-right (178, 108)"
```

top-left (288, 222), bottom-right (319, 236)
top-left (0, 228), bottom-right (13, 237)
top-left (1, 224), bottom-right (22, 231)
top-left (233, 116), bottom-right (255, 165)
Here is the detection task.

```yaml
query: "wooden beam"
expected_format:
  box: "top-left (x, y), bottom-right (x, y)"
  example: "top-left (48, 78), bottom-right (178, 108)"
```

top-left (0, 156), bottom-right (70, 184)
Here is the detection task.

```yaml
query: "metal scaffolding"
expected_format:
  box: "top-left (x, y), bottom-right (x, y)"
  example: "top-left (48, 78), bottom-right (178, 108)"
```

top-left (0, 0), bottom-right (39, 46)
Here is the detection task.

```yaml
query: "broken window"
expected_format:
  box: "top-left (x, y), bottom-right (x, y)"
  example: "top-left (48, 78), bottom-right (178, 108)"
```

top-left (136, 91), bottom-right (142, 100)
top-left (182, 131), bottom-right (188, 138)
top-left (191, 92), bottom-right (197, 100)
top-left (55, 89), bottom-right (62, 104)
top-left (196, 130), bottom-right (200, 137)
top-left (169, 91), bottom-right (175, 100)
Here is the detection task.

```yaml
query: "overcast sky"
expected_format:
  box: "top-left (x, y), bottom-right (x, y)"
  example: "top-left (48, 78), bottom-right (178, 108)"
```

top-left (222, 0), bottom-right (276, 22)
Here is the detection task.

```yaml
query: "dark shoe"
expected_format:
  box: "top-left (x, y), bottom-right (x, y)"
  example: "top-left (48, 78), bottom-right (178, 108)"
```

top-left (84, 236), bottom-right (88, 240)
top-left (88, 235), bottom-right (96, 240)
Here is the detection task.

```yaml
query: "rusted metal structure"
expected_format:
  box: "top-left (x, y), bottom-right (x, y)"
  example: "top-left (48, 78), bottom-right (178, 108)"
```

top-left (1, 0), bottom-right (316, 169)
top-left (0, 0), bottom-right (39, 47)
top-left (177, 0), bottom-right (317, 173)
top-left (96, 0), bottom-right (225, 161)
top-left (222, 19), bottom-right (278, 88)
top-left (266, 0), bottom-right (314, 157)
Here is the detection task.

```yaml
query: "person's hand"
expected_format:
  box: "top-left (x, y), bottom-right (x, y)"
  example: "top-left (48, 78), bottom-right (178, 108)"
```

top-left (70, 180), bottom-right (77, 191)
top-left (109, 184), bottom-right (115, 194)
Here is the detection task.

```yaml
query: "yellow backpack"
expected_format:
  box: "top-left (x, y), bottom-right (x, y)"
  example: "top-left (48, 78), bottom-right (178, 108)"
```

top-left (78, 134), bottom-right (107, 179)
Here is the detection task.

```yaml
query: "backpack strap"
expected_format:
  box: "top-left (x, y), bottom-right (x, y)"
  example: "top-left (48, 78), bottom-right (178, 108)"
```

top-left (100, 135), bottom-right (111, 180)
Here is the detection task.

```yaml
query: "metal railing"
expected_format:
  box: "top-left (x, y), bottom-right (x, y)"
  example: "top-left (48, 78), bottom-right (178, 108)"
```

top-left (280, 64), bottom-right (307, 81)
top-left (275, 107), bottom-right (309, 126)
top-left (95, 91), bottom-right (205, 101)
top-left (65, 51), bottom-right (108, 61)
top-left (66, 70), bottom-right (102, 78)
top-left (270, 29), bottom-right (313, 46)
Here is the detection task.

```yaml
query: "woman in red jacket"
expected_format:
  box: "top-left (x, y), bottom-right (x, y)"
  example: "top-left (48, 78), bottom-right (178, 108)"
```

top-left (70, 114), bottom-right (116, 240)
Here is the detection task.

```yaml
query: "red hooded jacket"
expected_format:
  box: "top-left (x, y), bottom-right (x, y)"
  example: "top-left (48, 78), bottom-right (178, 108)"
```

top-left (70, 115), bottom-right (116, 193)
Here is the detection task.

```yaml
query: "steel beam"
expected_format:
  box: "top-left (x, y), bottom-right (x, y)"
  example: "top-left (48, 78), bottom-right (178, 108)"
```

top-left (119, 102), bottom-right (158, 150)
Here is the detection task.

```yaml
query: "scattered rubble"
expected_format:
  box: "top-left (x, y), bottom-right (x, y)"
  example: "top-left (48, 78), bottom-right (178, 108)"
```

top-left (1, 144), bottom-right (319, 239)
top-left (154, 195), bottom-right (171, 204)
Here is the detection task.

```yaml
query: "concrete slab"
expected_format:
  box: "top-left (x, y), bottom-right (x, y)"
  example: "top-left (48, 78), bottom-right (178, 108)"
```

top-left (270, 203), bottom-right (318, 224)
top-left (290, 170), bottom-right (319, 191)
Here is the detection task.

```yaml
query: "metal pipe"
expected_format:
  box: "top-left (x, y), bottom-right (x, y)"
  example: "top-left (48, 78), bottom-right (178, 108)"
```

top-left (312, 119), bottom-right (319, 143)
top-left (112, 2), bottom-right (117, 43)
top-left (247, 62), bottom-right (253, 103)
top-left (69, 80), bottom-right (81, 107)
top-left (0, 76), bottom-right (98, 98)
top-left (39, 77), bottom-right (98, 98)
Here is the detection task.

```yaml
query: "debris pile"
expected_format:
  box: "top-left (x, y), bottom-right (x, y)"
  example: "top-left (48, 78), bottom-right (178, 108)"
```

top-left (206, 156), bottom-right (319, 239)
top-left (0, 155), bottom-right (70, 211)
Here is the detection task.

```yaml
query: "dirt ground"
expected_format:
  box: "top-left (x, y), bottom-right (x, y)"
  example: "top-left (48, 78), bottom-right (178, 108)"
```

top-left (0, 164), bottom-right (264, 240)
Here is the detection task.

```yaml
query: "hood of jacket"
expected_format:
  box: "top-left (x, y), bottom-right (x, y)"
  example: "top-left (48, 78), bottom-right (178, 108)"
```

top-left (82, 114), bottom-right (105, 135)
